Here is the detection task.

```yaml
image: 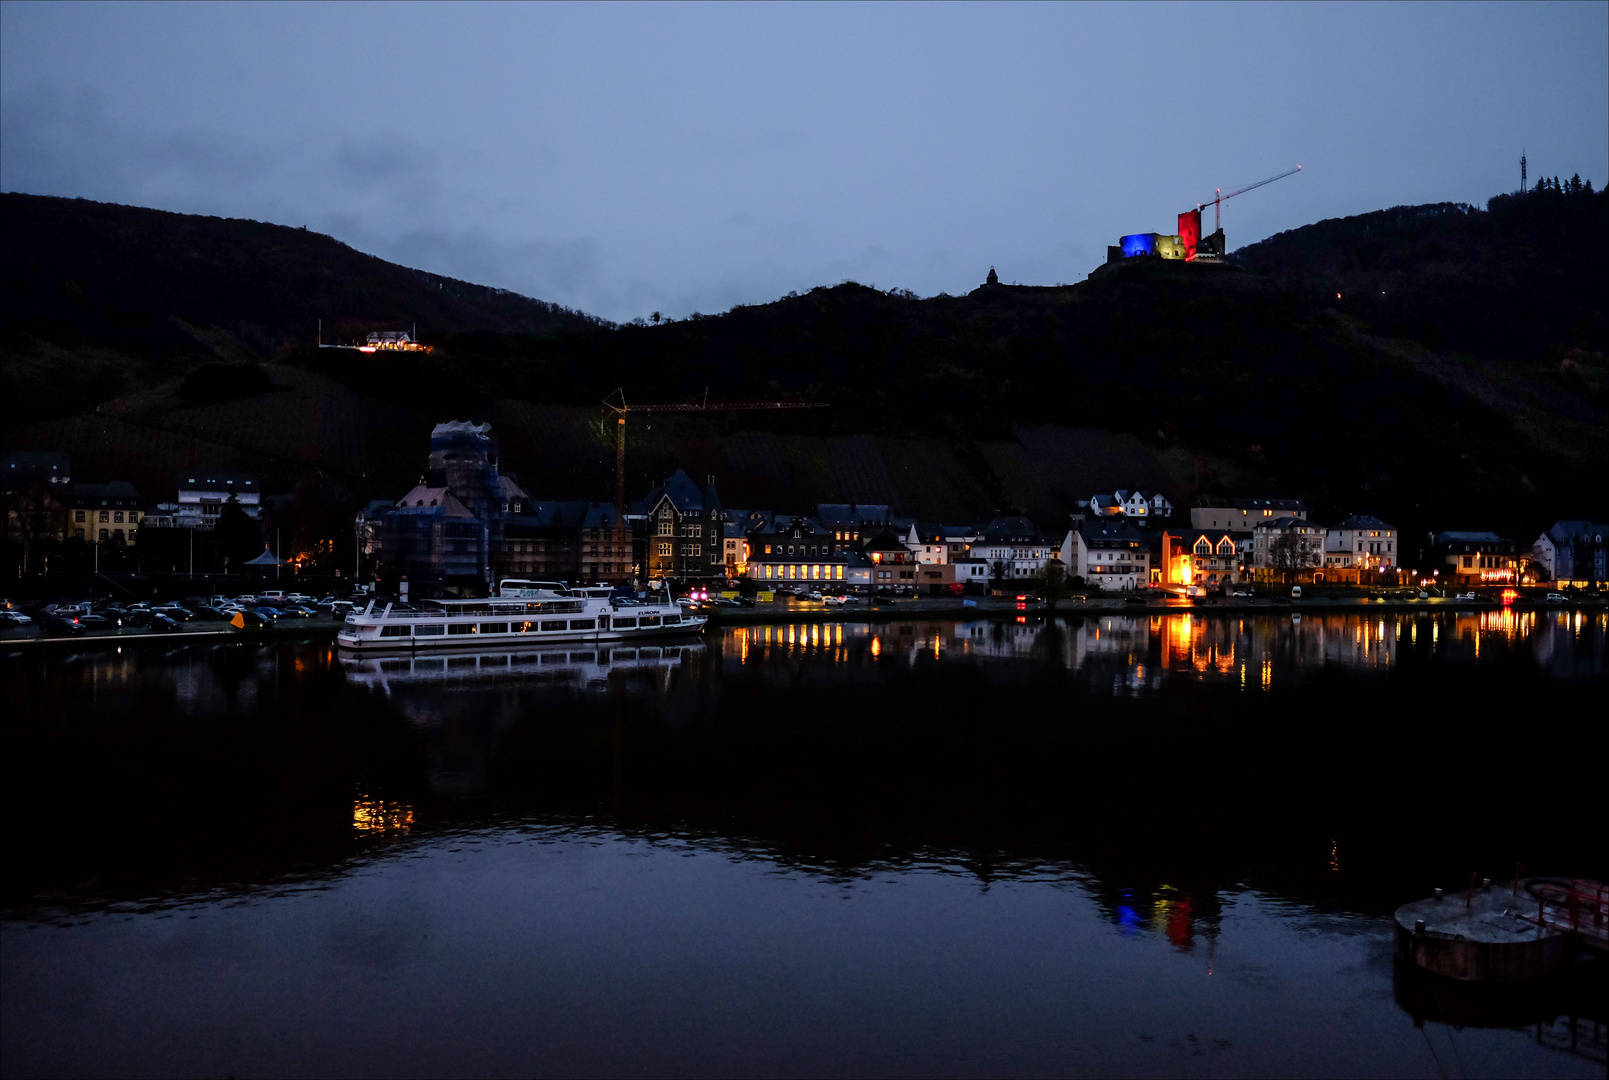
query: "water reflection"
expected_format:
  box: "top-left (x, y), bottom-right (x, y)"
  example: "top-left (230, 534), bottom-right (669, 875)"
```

top-left (4, 618), bottom-right (1607, 1078)
top-left (722, 609), bottom-right (1609, 690)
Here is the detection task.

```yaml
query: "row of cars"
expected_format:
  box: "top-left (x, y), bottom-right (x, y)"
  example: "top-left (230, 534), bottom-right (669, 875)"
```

top-left (3, 592), bottom-right (360, 636)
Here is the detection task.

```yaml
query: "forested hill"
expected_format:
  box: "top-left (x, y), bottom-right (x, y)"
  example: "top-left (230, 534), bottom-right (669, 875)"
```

top-left (3, 187), bottom-right (1606, 540)
top-left (1232, 187), bottom-right (1608, 359)
top-left (1, 193), bottom-right (604, 417)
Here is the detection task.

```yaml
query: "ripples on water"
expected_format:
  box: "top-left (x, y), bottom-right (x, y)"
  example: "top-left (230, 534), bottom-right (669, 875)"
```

top-left (2, 612), bottom-right (1605, 1077)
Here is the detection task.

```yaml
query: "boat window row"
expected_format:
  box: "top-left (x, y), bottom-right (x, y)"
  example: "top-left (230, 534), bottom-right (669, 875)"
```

top-left (375, 615), bottom-right (682, 637)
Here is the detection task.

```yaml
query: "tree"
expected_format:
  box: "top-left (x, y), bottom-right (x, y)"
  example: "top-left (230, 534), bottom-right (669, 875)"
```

top-left (213, 496), bottom-right (261, 572)
top-left (1269, 531), bottom-right (1302, 585)
top-left (1036, 560), bottom-right (1071, 611)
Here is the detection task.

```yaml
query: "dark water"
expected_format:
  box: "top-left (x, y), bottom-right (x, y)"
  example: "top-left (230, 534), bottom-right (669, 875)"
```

top-left (3, 611), bottom-right (1606, 1078)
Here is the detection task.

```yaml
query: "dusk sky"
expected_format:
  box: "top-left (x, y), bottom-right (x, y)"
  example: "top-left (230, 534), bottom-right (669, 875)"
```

top-left (3, 1), bottom-right (1605, 323)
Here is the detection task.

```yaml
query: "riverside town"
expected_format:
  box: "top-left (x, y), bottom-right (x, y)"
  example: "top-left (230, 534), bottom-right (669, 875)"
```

top-left (2, 11), bottom-right (1606, 1075)
top-left (3, 418), bottom-right (1604, 623)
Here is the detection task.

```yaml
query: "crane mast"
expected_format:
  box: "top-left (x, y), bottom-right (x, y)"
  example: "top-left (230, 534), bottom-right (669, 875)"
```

top-left (603, 388), bottom-right (827, 516)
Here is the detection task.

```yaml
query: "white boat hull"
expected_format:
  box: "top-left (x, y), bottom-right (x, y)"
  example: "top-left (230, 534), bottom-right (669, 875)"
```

top-left (333, 583), bottom-right (706, 652)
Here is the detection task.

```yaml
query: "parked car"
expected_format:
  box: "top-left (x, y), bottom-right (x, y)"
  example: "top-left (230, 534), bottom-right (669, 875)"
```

top-left (823, 595), bottom-right (847, 606)
top-left (152, 604), bottom-right (194, 621)
top-left (38, 611), bottom-right (85, 635)
top-left (279, 604), bottom-right (316, 618)
top-left (232, 608), bottom-right (273, 630)
top-left (77, 613), bottom-right (117, 630)
top-left (149, 612), bottom-right (182, 633)
top-left (734, 595), bottom-right (756, 607)
top-left (1290, 586), bottom-right (1303, 599)
top-left (0, 611), bottom-right (34, 626)
top-left (1454, 591), bottom-right (1477, 601)
top-left (1546, 592), bottom-right (1569, 603)
top-left (251, 607), bottom-right (282, 622)
top-left (804, 591), bottom-right (823, 601)
top-left (1230, 590), bottom-right (1253, 597)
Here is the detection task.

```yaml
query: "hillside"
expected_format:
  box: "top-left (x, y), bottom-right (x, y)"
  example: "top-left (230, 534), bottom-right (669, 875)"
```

top-left (1, 193), bottom-right (604, 418)
top-left (4, 189), bottom-right (1607, 546)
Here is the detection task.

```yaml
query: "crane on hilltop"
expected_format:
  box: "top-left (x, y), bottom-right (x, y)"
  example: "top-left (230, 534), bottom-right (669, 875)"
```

top-left (1199, 165), bottom-right (1302, 233)
top-left (603, 388), bottom-right (827, 515)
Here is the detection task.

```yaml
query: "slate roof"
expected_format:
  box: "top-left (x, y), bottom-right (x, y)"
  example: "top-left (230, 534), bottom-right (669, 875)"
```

top-left (67, 480), bottom-right (145, 504)
top-left (982, 516), bottom-right (1044, 544)
top-left (1077, 520), bottom-right (1146, 545)
top-left (1546, 520), bottom-right (1609, 543)
top-left (1333, 514), bottom-right (1395, 530)
top-left (634, 469), bottom-right (718, 516)
top-left (815, 503), bottom-right (892, 525)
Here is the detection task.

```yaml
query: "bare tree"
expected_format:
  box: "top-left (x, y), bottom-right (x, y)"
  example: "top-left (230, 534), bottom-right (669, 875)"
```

top-left (1037, 560), bottom-right (1071, 611)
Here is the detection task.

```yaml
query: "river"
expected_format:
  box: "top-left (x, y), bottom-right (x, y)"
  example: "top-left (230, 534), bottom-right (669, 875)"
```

top-left (3, 610), bottom-right (1605, 1077)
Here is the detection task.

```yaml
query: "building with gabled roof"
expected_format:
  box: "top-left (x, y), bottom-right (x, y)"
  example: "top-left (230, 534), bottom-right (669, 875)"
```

top-left (1324, 514), bottom-right (1399, 579)
top-left (1066, 520), bottom-right (1149, 590)
top-left (634, 469), bottom-right (724, 580)
top-left (1086, 490), bottom-right (1173, 521)
top-left (1429, 530), bottom-right (1525, 585)
top-left (501, 500), bottom-right (630, 584)
top-left (1533, 520), bottom-right (1608, 587)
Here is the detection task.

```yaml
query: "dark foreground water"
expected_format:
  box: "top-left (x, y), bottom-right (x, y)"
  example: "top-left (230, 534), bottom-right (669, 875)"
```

top-left (3, 610), bottom-right (1606, 1078)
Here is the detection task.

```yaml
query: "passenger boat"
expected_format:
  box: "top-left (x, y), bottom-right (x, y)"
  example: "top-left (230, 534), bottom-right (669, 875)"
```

top-left (336, 580), bottom-right (705, 651)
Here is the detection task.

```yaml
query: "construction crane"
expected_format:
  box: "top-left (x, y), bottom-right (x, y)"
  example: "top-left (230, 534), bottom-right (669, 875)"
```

top-left (603, 388), bottom-right (827, 514)
top-left (1199, 165), bottom-right (1302, 232)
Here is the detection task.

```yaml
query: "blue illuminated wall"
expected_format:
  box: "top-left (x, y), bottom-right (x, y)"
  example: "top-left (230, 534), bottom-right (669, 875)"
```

top-left (1120, 233), bottom-right (1157, 258)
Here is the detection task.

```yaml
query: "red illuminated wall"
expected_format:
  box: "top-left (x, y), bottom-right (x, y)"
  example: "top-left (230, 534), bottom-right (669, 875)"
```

top-left (1178, 209), bottom-right (1201, 262)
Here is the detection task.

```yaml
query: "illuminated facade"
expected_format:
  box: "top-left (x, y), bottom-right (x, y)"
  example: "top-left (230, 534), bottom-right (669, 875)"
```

top-left (65, 481), bottom-right (147, 546)
top-left (633, 470), bottom-right (725, 581)
top-left (1067, 520), bottom-right (1149, 590)
top-left (903, 523), bottom-right (950, 565)
top-left (1161, 530), bottom-right (1239, 586)
top-left (360, 330), bottom-right (430, 353)
top-left (1087, 490), bottom-right (1173, 520)
top-left (977, 516), bottom-right (1056, 582)
top-left (1251, 516), bottom-right (1327, 583)
top-left (1324, 514), bottom-right (1398, 580)
top-left (1429, 531), bottom-right (1523, 585)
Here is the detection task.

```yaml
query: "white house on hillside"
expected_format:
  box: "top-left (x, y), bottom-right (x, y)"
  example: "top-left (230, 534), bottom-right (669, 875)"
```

top-left (1087, 490), bottom-right (1173, 520)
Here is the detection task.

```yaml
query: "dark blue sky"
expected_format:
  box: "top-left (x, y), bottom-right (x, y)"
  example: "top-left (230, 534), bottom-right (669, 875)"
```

top-left (3, 1), bottom-right (1605, 322)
